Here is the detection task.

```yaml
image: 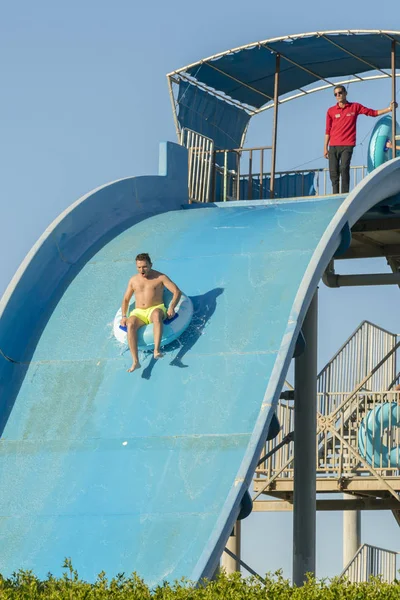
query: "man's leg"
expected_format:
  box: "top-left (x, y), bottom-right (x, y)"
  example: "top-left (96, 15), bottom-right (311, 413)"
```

top-left (339, 146), bottom-right (354, 194)
top-left (150, 309), bottom-right (165, 359)
top-left (328, 146), bottom-right (340, 194)
top-left (126, 316), bottom-right (145, 372)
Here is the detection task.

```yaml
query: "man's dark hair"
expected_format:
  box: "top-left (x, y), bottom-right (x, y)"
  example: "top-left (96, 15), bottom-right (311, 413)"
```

top-left (136, 252), bottom-right (152, 264)
top-left (334, 85), bottom-right (347, 94)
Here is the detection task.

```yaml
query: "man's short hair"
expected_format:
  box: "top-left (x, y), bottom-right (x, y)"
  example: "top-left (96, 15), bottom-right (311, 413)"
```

top-left (334, 85), bottom-right (347, 94)
top-left (136, 252), bottom-right (152, 264)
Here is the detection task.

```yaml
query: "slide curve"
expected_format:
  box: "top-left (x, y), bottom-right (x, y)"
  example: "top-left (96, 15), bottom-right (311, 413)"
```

top-left (1, 143), bottom-right (400, 585)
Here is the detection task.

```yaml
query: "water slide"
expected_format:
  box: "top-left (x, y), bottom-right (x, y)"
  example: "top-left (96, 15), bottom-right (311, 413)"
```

top-left (1, 142), bottom-right (400, 586)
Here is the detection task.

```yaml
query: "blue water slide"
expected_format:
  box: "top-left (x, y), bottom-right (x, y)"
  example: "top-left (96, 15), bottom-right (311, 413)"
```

top-left (1, 142), bottom-right (400, 585)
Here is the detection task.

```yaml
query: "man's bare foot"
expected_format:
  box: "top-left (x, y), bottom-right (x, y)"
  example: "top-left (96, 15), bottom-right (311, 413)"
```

top-left (127, 361), bottom-right (141, 373)
top-left (154, 351), bottom-right (164, 360)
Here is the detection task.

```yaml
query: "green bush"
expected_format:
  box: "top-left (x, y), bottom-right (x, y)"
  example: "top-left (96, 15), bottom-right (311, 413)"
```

top-left (1, 561), bottom-right (400, 599)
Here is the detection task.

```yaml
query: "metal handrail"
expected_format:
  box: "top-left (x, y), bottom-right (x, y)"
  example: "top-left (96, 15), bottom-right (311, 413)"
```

top-left (181, 128), bottom-right (214, 203)
top-left (214, 145), bottom-right (273, 153)
top-left (340, 543), bottom-right (399, 582)
top-left (255, 391), bottom-right (400, 478)
top-left (212, 145), bottom-right (366, 201)
top-left (254, 322), bottom-right (400, 494)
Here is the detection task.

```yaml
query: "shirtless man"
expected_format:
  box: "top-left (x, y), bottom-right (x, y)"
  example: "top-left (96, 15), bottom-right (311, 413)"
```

top-left (120, 253), bottom-right (181, 373)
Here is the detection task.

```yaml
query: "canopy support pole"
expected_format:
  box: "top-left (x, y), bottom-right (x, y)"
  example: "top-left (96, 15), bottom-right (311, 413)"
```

top-left (167, 77), bottom-right (181, 142)
top-left (391, 41), bottom-right (397, 160)
top-left (270, 54), bottom-right (280, 199)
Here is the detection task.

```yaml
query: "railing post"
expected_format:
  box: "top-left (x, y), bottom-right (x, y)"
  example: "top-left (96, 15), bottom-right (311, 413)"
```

top-left (223, 151), bottom-right (228, 202)
top-left (248, 150), bottom-right (253, 200)
top-left (188, 147), bottom-right (194, 204)
top-left (293, 291), bottom-right (318, 586)
top-left (270, 54), bottom-right (280, 199)
top-left (212, 150), bottom-right (217, 202)
top-left (236, 151), bottom-right (241, 200)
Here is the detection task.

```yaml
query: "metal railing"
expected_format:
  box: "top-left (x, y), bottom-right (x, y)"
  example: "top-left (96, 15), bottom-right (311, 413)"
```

top-left (340, 543), bottom-right (399, 583)
top-left (181, 128), bottom-right (214, 203)
top-left (213, 146), bottom-right (366, 201)
top-left (318, 390), bottom-right (400, 475)
top-left (214, 146), bottom-right (272, 201)
top-left (318, 321), bottom-right (397, 417)
top-left (181, 138), bottom-right (368, 203)
top-left (315, 165), bottom-right (366, 196)
top-left (256, 390), bottom-right (400, 483)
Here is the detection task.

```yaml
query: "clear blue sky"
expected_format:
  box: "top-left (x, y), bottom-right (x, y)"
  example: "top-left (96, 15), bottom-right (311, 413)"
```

top-left (1, 0), bottom-right (400, 582)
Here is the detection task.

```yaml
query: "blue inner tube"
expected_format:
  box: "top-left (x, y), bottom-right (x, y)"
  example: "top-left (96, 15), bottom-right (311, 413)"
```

top-left (367, 115), bottom-right (399, 173)
top-left (358, 402), bottom-right (400, 468)
top-left (113, 289), bottom-right (193, 351)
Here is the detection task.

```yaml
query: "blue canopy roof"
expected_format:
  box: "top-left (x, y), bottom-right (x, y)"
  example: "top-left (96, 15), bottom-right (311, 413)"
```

top-left (168, 31), bottom-right (400, 154)
top-left (173, 31), bottom-right (400, 110)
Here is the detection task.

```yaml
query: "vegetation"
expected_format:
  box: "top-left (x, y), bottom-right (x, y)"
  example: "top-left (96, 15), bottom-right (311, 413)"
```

top-left (1, 560), bottom-right (400, 599)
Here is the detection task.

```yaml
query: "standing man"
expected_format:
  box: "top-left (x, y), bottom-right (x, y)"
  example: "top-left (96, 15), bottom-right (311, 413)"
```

top-left (324, 85), bottom-right (397, 194)
top-left (120, 253), bottom-right (181, 373)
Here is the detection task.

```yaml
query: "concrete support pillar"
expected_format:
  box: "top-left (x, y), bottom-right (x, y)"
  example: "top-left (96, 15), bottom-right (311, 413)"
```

top-left (221, 521), bottom-right (241, 573)
top-left (292, 292), bottom-right (318, 586)
top-left (343, 493), bottom-right (361, 567)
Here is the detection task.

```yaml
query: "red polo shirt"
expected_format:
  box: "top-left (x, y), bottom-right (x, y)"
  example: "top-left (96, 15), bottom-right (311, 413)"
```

top-left (326, 101), bottom-right (378, 146)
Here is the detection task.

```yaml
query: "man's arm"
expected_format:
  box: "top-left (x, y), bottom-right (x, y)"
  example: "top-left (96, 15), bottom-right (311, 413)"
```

top-left (376, 101), bottom-right (398, 116)
top-left (324, 110), bottom-right (332, 159)
top-left (324, 134), bottom-right (330, 159)
top-left (359, 101), bottom-right (398, 117)
top-left (162, 276), bottom-right (182, 318)
top-left (120, 279), bottom-right (134, 325)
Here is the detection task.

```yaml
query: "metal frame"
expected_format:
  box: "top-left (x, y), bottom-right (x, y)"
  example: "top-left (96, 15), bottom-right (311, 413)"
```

top-left (167, 30), bottom-right (399, 204)
top-left (167, 29), bottom-right (400, 117)
top-left (256, 73), bottom-right (400, 115)
top-left (270, 54), bottom-right (280, 198)
top-left (223, 547), bottom-right (266, 583)
top-left (340, 543), bottom-right (399, 583)
top-left (392, 40), bottom-right (397, 159)
top-left (253, 321), bottom-right (400, 502)
top-left (254, 498), bottom-right (400, 511)
top-left (167, 30), bottom-right (400, 82)
top-left (181, 128), bottom-right (214, 203)
top-left (211, 146), bottom-right (365, 200)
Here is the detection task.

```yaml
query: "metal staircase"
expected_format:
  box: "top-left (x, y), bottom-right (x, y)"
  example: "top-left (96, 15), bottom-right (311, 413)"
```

top-left (253, 321), bottom-right (400, 511)
top-left (341, 543), bottom-right (399, 583)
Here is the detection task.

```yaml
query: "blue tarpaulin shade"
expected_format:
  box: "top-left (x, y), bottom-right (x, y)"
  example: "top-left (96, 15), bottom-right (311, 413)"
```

top-left (169, 31), bottom-right (400, 151)
top-left (180, 32), bottom-right (400, 110)
top-left (238, 171), bottom-right (317, 200)
top-left (177, 81), bottom-right (250, 153)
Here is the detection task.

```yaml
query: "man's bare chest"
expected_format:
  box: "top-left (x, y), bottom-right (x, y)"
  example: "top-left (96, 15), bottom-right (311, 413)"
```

top-left (135, 279), bottom-right (163, 294)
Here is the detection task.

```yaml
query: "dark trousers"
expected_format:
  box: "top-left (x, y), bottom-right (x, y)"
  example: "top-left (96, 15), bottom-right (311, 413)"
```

top-left (328, 146), bottom-right (354, 194)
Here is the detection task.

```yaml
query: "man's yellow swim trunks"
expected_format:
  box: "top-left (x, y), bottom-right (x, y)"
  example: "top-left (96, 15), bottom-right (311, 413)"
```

top-left (129, 304), bottom-right (167, 325)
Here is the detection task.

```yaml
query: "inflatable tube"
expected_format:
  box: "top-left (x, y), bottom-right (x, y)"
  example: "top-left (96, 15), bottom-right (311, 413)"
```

top-left (113, 290), bottom-right (193, 351)
top-left (358, 402), bottom-right (400, 468)
top-left (367, 115), bottom-right (399, 173)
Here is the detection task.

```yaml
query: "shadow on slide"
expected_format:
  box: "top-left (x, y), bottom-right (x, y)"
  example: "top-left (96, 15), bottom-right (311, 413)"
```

top-left (141, 287), bottom-right (224, 380)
